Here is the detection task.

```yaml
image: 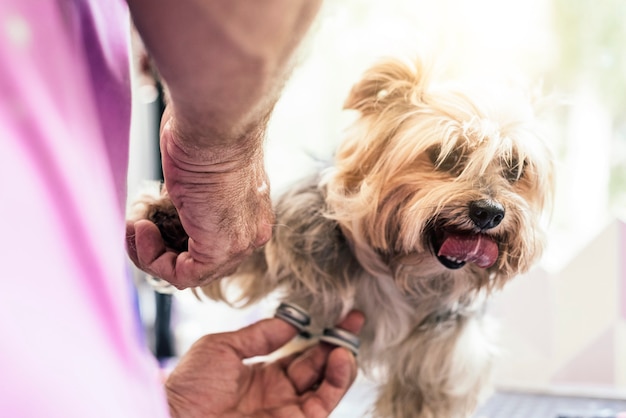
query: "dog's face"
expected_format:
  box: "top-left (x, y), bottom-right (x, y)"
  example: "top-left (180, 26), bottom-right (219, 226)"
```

top-left (325, 58), bottom-right (554, 291)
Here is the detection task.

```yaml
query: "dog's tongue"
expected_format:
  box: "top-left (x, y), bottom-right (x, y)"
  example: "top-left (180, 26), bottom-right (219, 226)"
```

top-left (438, 234), bottom-right (498, 268)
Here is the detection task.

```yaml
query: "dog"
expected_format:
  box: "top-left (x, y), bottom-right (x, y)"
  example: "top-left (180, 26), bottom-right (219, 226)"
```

top-left (139, 57), bottom-right (554, 417)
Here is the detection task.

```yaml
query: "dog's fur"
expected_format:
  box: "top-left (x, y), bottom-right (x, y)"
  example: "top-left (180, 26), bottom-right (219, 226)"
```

top-left (141, 58), bottom-right (554, 417)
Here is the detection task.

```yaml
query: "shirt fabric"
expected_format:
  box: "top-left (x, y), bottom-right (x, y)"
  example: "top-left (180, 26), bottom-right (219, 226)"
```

top-left (0, 0), bottom-right (169, 416)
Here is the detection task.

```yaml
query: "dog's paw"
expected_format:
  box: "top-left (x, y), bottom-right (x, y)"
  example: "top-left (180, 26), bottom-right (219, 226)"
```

top-left (129, 183), bottom-right (189, 253)
top-left (143, 198), bottom-right (188, 253)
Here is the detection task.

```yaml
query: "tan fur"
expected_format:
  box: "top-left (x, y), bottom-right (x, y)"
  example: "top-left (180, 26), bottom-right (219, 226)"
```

top-left (140, 57), bottom-right (554, 417)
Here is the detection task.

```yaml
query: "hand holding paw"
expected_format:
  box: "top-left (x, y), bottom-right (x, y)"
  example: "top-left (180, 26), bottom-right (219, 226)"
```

top-left (126, 108), bottom-right (274, 289)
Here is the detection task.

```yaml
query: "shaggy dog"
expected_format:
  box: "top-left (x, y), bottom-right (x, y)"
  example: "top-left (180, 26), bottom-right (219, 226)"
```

top-left (140, 57), bottom-right (554, 417)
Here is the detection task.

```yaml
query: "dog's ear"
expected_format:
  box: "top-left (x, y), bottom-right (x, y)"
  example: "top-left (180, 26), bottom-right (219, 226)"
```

top-left (343, 58), bottom-right (430, 113)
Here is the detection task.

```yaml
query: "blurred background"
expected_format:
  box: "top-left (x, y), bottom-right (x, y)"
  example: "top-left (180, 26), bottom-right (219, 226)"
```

top-left (128, 0), bottom-right (626, 415)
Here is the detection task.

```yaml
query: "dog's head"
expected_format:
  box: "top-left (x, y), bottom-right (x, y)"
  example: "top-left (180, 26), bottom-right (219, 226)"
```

top-left (324, 58), bottom-right (554, 291)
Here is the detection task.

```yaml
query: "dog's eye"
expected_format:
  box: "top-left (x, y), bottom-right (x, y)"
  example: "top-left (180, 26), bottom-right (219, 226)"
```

top-left (428, 145), bottom-right (466, 175)
top-left (503, 157), bottom-right (527, 183)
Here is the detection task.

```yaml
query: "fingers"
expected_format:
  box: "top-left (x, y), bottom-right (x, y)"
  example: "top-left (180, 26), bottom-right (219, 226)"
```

top-left (126, 219), bottom-right (183, 286)
top-left (126, 219), bottom-right (168, 269)
top-left (285, 311), bottom-right (365, 394)
top-left (217, 317), bottom-right (302, 360)
top-left (219, 310), bottom-right (363, 362)
top-left (303, 346), bottom-right (358, 417)
top-left (125, 220), bottom-right (249, 289)
top-left (299, 311), bottom-right (365, 417)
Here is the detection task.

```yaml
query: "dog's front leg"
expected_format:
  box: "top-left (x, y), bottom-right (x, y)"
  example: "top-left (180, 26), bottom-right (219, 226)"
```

top-left (374, 314), bottom-right (496, 418)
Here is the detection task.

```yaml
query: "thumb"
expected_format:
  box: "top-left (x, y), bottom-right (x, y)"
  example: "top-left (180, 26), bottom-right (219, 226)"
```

top-left (218, 317), bottom-right (300, 360)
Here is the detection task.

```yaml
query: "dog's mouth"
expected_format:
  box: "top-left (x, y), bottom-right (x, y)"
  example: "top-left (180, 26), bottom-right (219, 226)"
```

top-left (430, 229), bottom-right (499, 270)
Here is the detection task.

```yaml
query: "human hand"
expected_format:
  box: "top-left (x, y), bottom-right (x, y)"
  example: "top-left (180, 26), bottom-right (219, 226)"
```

top-left (165, 311), bottom-right (365, 418)
top-left (125, 0), bottom-right (324, 289)
top-left (126, 107), bottom-right (274, 289)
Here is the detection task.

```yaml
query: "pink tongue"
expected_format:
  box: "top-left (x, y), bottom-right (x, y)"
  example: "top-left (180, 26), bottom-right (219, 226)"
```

top-left (438, 234), bottom-right (499, 268)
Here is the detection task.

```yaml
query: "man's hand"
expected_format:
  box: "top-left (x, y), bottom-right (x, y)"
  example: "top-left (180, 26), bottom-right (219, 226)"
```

top-left (125, 0), bottom-right (323, 288)
top-left (166, 311), bottom-right (365, 418)
top-left (126, 107), bottom-right (274, 289)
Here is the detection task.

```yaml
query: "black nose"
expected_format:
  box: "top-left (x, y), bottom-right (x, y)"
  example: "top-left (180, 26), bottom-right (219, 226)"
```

top-left (469, 200), bottom-right (505, 230)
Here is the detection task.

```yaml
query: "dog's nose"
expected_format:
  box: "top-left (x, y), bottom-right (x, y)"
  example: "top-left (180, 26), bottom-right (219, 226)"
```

top-left (469, 200), bottom-right (505, 230)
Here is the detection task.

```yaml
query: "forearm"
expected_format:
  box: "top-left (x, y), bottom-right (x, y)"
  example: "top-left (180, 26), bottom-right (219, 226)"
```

top-left (127, 0), bottom-right (322, 147)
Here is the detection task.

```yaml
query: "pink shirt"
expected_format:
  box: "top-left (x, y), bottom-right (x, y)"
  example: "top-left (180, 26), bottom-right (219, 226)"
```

top-left (0, 0), bottom-right (169, 416)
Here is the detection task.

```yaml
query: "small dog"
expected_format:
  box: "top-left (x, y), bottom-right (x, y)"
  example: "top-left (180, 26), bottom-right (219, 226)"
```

top-left (140, 57), bottom-right (554, 417)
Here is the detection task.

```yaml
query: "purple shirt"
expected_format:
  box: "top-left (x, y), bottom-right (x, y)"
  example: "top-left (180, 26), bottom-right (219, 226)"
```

top-left (0, 0), bottom-right (168, 416)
